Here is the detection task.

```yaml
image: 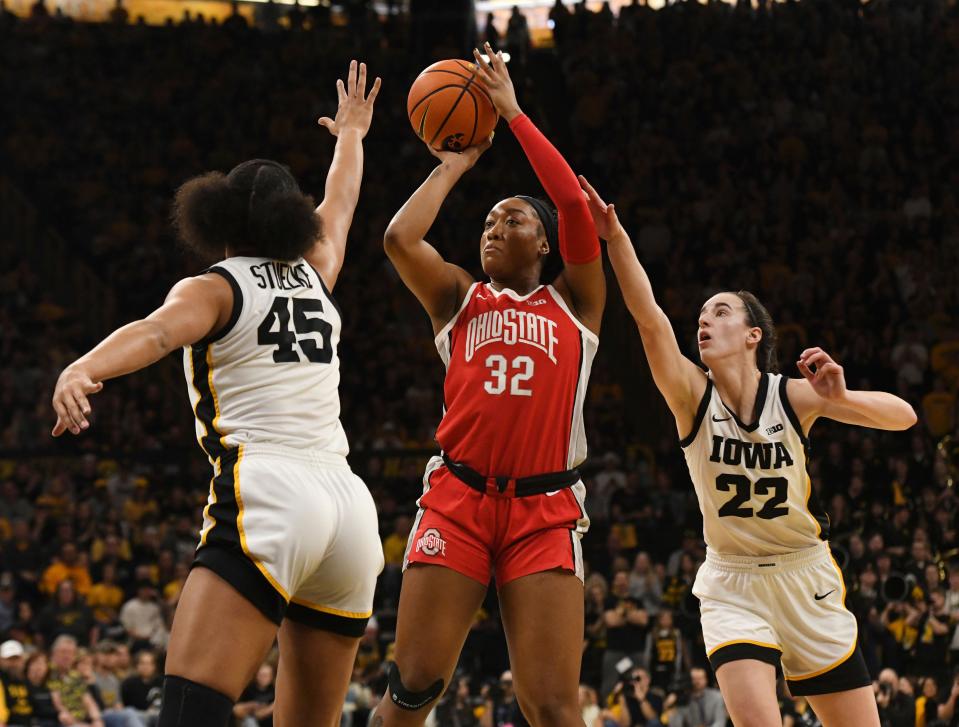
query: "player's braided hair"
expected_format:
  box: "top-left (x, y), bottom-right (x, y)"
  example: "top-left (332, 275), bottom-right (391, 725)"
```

top-left (172, 159), bottom-right (320, 262)
top-left (735, 290), bottom-right (779, 373)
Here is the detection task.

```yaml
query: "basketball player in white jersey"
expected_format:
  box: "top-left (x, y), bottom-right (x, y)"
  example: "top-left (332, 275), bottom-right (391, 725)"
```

top-left (576, 177), bottom-right (916, 727)
top-left (51, 61), bottom-right (383, 727)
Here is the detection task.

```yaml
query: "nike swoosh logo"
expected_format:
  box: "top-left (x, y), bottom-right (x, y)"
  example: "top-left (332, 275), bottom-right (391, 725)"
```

top-left (814, 590), bottom-right (835, 601)
top-left (545, 490), bottom-right (561, 496)
top-left (712, 415), bottom-right (731, 422)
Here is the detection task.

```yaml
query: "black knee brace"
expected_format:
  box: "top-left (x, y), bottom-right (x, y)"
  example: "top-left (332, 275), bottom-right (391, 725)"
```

top-left (388, 662), bottom-right (445, 711)
top-left (158, 675), bottom-right (234, 727)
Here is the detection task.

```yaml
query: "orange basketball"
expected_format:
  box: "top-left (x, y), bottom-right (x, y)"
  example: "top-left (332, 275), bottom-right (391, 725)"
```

top-left (407, 60), bottom-right (498, 152)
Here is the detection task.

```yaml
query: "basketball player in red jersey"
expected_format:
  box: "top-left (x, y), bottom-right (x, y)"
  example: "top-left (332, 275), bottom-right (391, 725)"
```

top-left (374, 44), bottom-right (605, 727)
top-left (577, 177), bottom-right (916, 727)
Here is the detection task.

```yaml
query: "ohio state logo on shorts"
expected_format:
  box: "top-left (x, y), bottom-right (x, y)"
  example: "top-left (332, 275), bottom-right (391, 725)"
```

top-left (415, 528), bottom-right (447, 557)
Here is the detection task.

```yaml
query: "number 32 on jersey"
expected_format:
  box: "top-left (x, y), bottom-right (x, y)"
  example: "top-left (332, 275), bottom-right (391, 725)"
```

top-left (484, 354), bottom-right (534, 397)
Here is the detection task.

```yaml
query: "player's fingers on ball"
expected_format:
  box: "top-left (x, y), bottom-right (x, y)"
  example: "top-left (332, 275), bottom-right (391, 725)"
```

top-left (472, 49), bottom-right (493, 79)
top-left (481, 46), bottom-right (498, 74)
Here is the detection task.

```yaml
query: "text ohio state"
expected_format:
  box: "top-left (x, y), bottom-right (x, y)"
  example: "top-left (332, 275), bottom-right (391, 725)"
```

top-left (465, 310), bottom-right (559, 364)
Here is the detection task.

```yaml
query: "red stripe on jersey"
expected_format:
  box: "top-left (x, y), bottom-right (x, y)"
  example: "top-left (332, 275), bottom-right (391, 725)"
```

top-left (435, 283), bottom-right (586, 478)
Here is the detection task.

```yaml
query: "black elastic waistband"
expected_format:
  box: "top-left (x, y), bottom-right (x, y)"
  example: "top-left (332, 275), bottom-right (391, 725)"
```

top-left (441, 454), bottom-right (580, 497)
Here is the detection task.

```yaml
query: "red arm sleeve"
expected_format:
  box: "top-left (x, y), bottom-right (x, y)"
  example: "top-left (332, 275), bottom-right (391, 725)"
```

top-left (508, 114), bottom-right (600, 265)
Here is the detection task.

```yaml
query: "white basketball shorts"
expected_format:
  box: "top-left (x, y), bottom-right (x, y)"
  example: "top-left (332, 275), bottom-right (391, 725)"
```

top-left (693, 541), bottom-right (870, 696)
top-left (194, 443), bottom-right (384, 636)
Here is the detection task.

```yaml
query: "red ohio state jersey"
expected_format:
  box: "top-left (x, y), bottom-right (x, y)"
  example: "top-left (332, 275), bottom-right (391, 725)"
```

top-left (434, 282), bottom-right (599, 478)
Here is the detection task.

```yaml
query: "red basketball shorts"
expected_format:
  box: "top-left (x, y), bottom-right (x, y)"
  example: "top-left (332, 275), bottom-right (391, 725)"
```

top-left (403, 456), bottom-right (590, 585)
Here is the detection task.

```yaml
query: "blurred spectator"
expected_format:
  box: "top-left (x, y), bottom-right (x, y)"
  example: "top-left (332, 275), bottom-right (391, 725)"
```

top-left (875, 668), bottom-right (914, 727)
top-left (40, 543), bottom-right (91, 597)
top-left (601, 571), bottom-right (648, 699)
top-left (481, 13), bottom-right (499, 50)
top-left (643, 609), bottom-right (686, 693)
top-left (578, 684), bottom-right (600, 727)
top-left (48, 639), bottom-right (104, 727)
top-left (505, 6), bottom-right (530, 67)
top-left (118, 581), bottom-right (167, 652)
top-left (119, 649), bottom-right (161, 724)
top-left (433, 674), bottom-right (479, 727)
top-left (25, 651), bottom-right (58, 726)
top-left (107, 0), bottom-right (127, 25)
top-left (36, 580), bottom-right (95, 647)
top-left (234, 662), bottom-right (275, 727)
top-left (602, 666), bottom-right (661, 727)
top-left (0, 639), bottom-right (33, 725)
top-left (662, 667), bottom-right (726, 727)
top-left (487, 670), bottom-right (528, 727)
top-left (626, 551), bottom-right (662, 614)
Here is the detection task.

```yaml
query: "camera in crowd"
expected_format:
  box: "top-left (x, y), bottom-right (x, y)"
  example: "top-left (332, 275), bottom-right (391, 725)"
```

top-left (882, 572), bottom-right (918, 603)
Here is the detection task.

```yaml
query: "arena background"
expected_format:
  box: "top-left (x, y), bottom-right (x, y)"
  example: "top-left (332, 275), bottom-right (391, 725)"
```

top-left (2, 0), bottom-right (959, 725)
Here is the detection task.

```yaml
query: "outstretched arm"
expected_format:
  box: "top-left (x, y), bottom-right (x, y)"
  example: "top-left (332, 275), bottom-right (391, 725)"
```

top-left (473, 44), bottom-right (605, 334)
top-left (308, 60), bottom-right (381, 291)
top-left (579, 177), bottom-right (706, 436)
top-left (383, 141), bottom-right (489, 334)
top-left (52, 274), bottom-right (231, 436)
top-left (788, 347), bottom-right (917, 433)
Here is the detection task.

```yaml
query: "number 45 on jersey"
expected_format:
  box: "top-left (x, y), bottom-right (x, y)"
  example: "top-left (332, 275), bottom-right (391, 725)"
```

top-left (257, 296), bottom-right (333, 363)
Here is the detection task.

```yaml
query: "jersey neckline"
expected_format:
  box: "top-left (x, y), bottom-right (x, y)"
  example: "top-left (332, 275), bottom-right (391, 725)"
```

top-left (716, 372), bottom-right (770, 432)
top-left (484, 282), bottom-right (545, 302)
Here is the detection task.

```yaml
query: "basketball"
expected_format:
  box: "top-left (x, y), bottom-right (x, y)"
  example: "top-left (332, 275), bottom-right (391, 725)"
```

top-left (407, 59), bottom-right (498, 152)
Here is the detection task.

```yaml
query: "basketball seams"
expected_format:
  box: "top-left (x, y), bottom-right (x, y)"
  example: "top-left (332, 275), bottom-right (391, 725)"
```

top-left (408, 84), bottom-right (470, 118)
top-left (420, 69), bottom-right (474, 83)
top-left (426, 71), bottom-right (476, 148)
top-left (464, 87), bottom-right (479, 148)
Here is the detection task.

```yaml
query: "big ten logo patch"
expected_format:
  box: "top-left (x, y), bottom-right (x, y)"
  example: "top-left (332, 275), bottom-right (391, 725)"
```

top-left (415, 528), bottom-right (447, 557)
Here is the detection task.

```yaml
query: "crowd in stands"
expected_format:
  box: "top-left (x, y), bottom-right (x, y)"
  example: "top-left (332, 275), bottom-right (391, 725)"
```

top-left (2, 0), bottom-right (959, 724)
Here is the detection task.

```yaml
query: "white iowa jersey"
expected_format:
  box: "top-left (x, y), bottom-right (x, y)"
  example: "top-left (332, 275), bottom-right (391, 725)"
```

top-left (681, 372), bottom-right (829, 556)
top-left (182, 256), bottom-right (348, 461)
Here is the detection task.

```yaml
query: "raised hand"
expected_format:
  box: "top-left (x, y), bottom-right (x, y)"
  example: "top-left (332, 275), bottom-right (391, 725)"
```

top-left (318, 60), bottom-right (382, 139)
top-left (578, 175), bottom-right (625, 241)
top-left (52, 365), bottom-right (103, 436)
top-left (471, 42), bottom-right (522, 122)
top-left (798, 347), bottom-right (847, 400)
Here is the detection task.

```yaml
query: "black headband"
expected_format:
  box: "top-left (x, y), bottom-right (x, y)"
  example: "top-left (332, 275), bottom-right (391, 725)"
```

top-left (515, 195), bottom-right (558, 252)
